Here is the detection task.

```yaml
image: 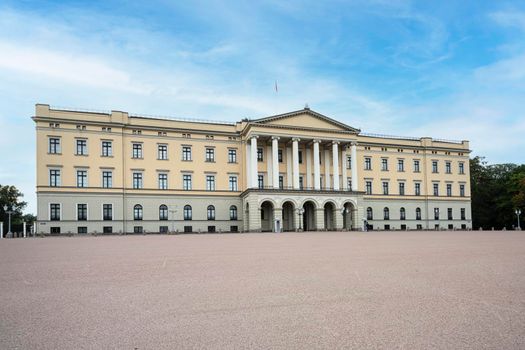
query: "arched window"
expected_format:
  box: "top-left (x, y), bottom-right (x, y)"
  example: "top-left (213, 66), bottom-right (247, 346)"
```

top-left (159, 205), bottom-right (168, 220)
top-left (366, 207), bottom-right (373, 220)
top-left (183, 205), bottom-right (192, 220)
top-left (230, 205), bottom-right (238, 220)
top-left (207, 205), bottom-right (215, 220)
top-left (400, 207), bottom-right (406, 220)
top-left (416, 207), bottom-right (422, 220)
top-left (133, 204), bottom-right (143, 221)
top-left (383, 207), bottom-right (390, 220)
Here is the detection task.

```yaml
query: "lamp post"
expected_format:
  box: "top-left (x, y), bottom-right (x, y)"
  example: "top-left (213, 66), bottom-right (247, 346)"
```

top-left (3, 205), bottom-right (13, 238)
top-left (516, 209), bottom-right (522, 231)
top-left (297, 208), bottom-right (304, 231)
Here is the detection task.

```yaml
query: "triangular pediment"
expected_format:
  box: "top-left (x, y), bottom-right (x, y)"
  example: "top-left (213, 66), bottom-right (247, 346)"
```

top-left (251, 108), bottom-right (359, 133)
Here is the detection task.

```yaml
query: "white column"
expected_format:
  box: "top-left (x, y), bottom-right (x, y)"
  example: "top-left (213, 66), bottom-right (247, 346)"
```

top-left (332, 141), bottom-right (340, 190)
top-left (250, 136), bottom-right (258, 188)
top-left (351, 141), bottom-right (358, 191)
top-left (286, 146), bottom-right (292, 187)
top-left (292, 138), bottom-right (300, 189)
top-left (246, 142), bottom-right (251, 188)
top-left (0, 222), bottom-right (3, 239)
top-left (272, 137), bottom-right (280, 189)
top-left (306, 146), bottom-right (312, 188)
top-left (324, 148), bottom-right (331, 189)
top-left (313, 140), bottom-right (321, 190)
top-left (341, 145), bottom-right (348, 190)
top-left (267, 144), bottom-right (273, 187)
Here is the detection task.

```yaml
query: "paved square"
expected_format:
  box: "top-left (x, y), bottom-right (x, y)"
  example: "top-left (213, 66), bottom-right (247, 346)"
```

top-left (1, 231), bottom-right (524, 349)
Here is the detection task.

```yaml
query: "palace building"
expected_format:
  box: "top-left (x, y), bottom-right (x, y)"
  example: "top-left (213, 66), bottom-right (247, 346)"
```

top-left (34, 104), bottom-right (472, 234)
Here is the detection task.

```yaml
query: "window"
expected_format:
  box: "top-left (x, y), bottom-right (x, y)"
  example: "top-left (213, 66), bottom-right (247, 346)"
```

top-left (413, 160), bottom-right (420, 172)
top-left (383, 207), bottom-right (390, 220)
top-left (207, 205), bottom-right (215, 220)
top-left (432, 161), bottom-right (438, 173)
top-left (416, 207), bottom-right (421, 220)
top-left (415, 183), bottom-right (421, 196)
top-left (382, 182), bottom-right (389, 195)
top-left (230, 205), bottom-right (238, 220)
top-left (103, 204), bottom-right (112, 221)
top-left (381, 158), bottom-right (388, 171)
top-left (102, 171), bottom-right (112, 188)
top-left (205, 148), bottom-right (215, 162)
top-left (132, 143), bottom-right (143, 158)
top-left (446, 184), bottom-right (452, 197)
top-left (50, 227), bottom-right (61, 234)
top-left (159, 226), bottom-right (169, 233)
top-left (76, 139), bottom-right (87, 155)
top-left (445, 162), bottom-right (451, 174)
top-left (399, 182), bottom-right (405, 195)
top-left (49, 169), bottom-right (61, 187)
top-left (230, 225), bottom-right (239, 232)
top-left (366, 207), bottom-right (373, 220)
top-left (400, 207), bottom-right (406, 220)
top-left (184, 225), bottom-right (192, 233)
top-left (258, 175), bottom-right (264, 189)
top-left (158, 144), bottom-right (168, 160)
top-left (78, 227), bottom-right (88, 234)
top-left (365, 157), bottom-right (372, 170)
top-left (298, 151), bottom-right (303, 164)
top-left (257, 148), bottom-right (263, 161)
top-left (183, 174), bottom-right (192, 190)
top-left (365, 181), bottom-right (372, 195)
top-left (101, 141), bottom-right (112, 157)
top-left (134, 205), bottom-right (143, 220)
top-left (299, 176), bottom-right (304, 190)
top-left (229, 176), bottom-right (238, 191)
top-left (50, 203), bottom-right (61, 221)
top-left (182, 146), bottom-right (192, 161)
top-left (384, 224), bottom-right (390, 230)
top-left (279, 176), bottom-right (284, 189)
top-left (49, 138), bottom-right (60, 154)
top-left (434, 208), bottom-right (440, 220)
top-left (278, 150), bottom-right (283, 163)
top-left (228, 149), bottom-right (237, 163)
top-left (433, 183), bottom-right (439, 196)
top-left (134, 226), bottom-right (143, 233)
top-left (347, 156), bottom-right (352, 169)
top-left (208, 226), bottom-right (216, 233)
top-left (159, 205), bottom-right (168, 220)
top-left (133, 173), bottom-right (143, 189)
top-left (206, 175), bottom-right (216, 191)
top-left (158, 173), bottom-right (168, 190)
top-left (461, 208), bottom-right (466, 220)
top-left (102, 226), bottom-right (112, 233)
top-left (77, 170), bottom-right (88, 188)
top-left (459, 162), bottom-right (465, 174)
top-left (460, 184), bottom-right (465, 197)
top-left (183, 205), bottom-right (192, 220)
top-left (448, 208), bottom-right (453, 220)
top-left (347, 179), bottom-right (352, 191)
top-left (77, 204), bottom-right (87, 221)
top-left (397, 159), bottom-right (404, 172)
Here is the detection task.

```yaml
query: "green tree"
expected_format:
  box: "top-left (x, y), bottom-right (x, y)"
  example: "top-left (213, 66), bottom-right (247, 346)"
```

top-left (0, 185), bottom-right (30, 234)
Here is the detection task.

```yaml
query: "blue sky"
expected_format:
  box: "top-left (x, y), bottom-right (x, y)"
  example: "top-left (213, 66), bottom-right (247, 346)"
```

top-left (1, 0), bottom-right (524, 213)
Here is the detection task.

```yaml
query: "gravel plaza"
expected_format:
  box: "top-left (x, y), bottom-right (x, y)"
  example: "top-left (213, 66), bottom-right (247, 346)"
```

top-left (1, 231), bottom-right (524, 349)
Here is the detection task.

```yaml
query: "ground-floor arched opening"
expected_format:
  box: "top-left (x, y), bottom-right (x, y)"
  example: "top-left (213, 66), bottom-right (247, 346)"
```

top-left (282, 201), bottom-right (296, 231)
top-left (260, 201), bottom-right (274, 232)
top-left (324, 201), bottom-right (336, 231)
top-left (302, 201), bottom-right (317, 231)
top-left (342, 201), bottom-right (355, 230)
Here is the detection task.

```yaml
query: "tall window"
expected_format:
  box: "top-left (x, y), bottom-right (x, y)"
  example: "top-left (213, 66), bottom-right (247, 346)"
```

top-left (102, 171), bottom-right (112, 188)
top-left (416, 207), bottom-right (422, 220)
top-left (413, 160), bottom-right (420, 172)
top-left (299, 176), bottom-right (304, 190)
top-left (103, 204), bottom-right (112, 221)
top-left (76, 139), bottom-right (87, 155)
top-left (383, 207), bottom-right (390, 220)
top-left (159, 205), bottom-right (168, 220)
top-left (365, 157), bottom-right (372, 170)
top-left (101, 141), bottom-right (112, 157)
top-left (158, 173), bottom-right (168, 190)
top-left (446, 184), bottom-right (452, 197)
top-left (229, 176), bottom-right (238, 191)
top-left (459, 162), bottom-right (465, 174)
top-left (182, 146), bottom-right (192, 161)
top-left (183, 174), bottom-right (192, 190)
top-left (432, 161), bottom-right (438, 173)
top-left (433, 183), bottom-right (439, 196)
top-left (298, 151), bottom-right (303, 164)
top-left (134, 204), bottom-right (143, 220)
top-left (415, 183), bottom-right (421, 196)
top-left (461, 208), bottom-right (466, 220)
top-left (77, 170), bottom-right (88, 188)
top-left (434, 208), bottom-right (440, 220)
top-left (445, 162), bottom-right (451, 174)
top-left (158, 144), bottom-right (168, 160)
top-left (278, 150), bottom-right (283, 163)
top-left (77, 204), bottom-right (87, 221)
top-left (347, 179), bottom-right (352, 191)
top-left (279, 176), bottom-right (284, 189)
top-left (257, 148), bottom-right (263, 161)
top-left (49, 138), bottom-right (60, 154)
top-left (448, 208), bottom-right (453, 220)
top-left (381, 158), bottom-right (388, 171)
top-left (206, 175), bottom-right (215, 191)
top-left (347, 156), bottom-right (352, 169)
top-left (382, 182), bottom-right (389, 195)
top-left (230, 205), bottom-right (238, 220)
top-left (207, 205), bottom-right (215, 220)
top-left (460, 184), bottom-right (465, 197)
top-left (257, 175), bottom-right (264, 189)
top-left (50, 203), bottom-right (61, 221)
top-left (366, 207), bottom-right (373, 220)
top-left (400, 207), bottom-right (406, 220)
top-left (397, 159), bottom-right (404, 172)
top-left (133, 173), bottom-right (143, 189)
top-left (228, 149), bottom-right (237, 163)
top-left (399, 182), bottom-right (405, 195)
top-left (49, 169), bottom-right (61, 187)
top-left (365, 181), bottom-right (372, 195)
top-left (183, 205), bottom-right (192, 220)
top-left (132, 143), bottom-right (143, 158)
top-left (205, 148), bottom-right (215, 162)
